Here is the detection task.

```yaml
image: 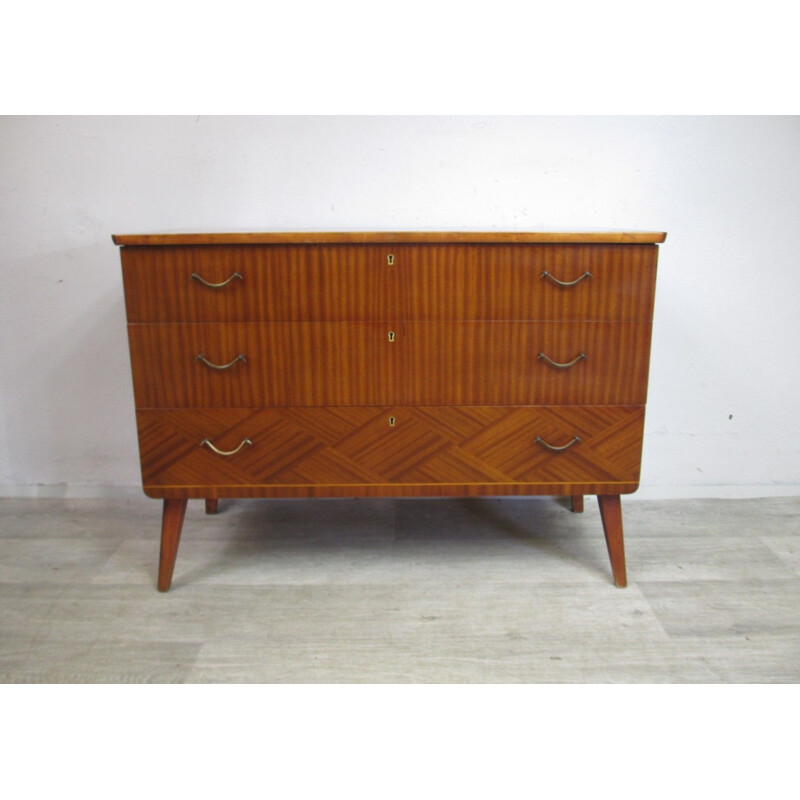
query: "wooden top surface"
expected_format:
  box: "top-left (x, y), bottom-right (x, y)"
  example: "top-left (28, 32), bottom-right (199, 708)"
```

top-left (112, 230), bottom-right (667, 246)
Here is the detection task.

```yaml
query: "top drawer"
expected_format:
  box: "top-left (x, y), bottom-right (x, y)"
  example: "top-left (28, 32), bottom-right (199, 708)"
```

top-left (396, 244), bottom-right (656, 322)
top-left (121, 244), bottom-right (396, 324)
top-left (121, 243), bottom-right (657, 323)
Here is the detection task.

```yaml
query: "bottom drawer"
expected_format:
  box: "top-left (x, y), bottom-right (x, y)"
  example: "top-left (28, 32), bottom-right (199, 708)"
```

top-left (136, 406), bottom-right (645, 497)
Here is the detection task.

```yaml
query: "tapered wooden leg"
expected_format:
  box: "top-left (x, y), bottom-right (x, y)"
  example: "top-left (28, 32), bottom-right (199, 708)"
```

top-left (597, 494), bottom-right (627, 588)
top-left (158, 498), bottom-right (188, 592)
top-left (205, 498), bottom-right (219, 515)
top-left (569, 495), bottom-right (584, 513)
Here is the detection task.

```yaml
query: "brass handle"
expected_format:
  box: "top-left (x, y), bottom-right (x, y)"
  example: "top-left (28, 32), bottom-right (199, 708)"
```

top-left (200, 438), bottom-right (253, 456)
top-left (535, 435), bottom-right (581, 452)
top-left (538, 352), bottom-right (587, 369)
top-left (191, 272), bottom-right (243, 289)
top-left (196, 354), bottom-right (247, 371)
top-left (540, 270), bottom-right (592, 287)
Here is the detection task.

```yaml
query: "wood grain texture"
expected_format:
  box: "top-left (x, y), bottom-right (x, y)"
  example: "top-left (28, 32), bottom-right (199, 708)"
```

top-left (396, 244), bottom-right (657, 322)
top-left (114, 230), bottom-right (663, 589)
top-left (135, 405), bottom-right (644, 493)
top-left (121, 245), bottom-right (398, 323)
top-left (399, 321), bottom-right (652, 406)
top-left (3, 497), bottom-right (798, 683)
top-left (121, 243), bottom-right (657, 323)
top-left (127, 322), bottom-right (397, 408)
top-left (141, 483), bottom-right (642, 499)
top-left (113, 231), bottom-right (667, 246)
top-left (598, 494), bottom-right (627, 587)
top-left (157, 498), bottom-right (187, 592)
top-left (127, 320), bottom-right (651, 408)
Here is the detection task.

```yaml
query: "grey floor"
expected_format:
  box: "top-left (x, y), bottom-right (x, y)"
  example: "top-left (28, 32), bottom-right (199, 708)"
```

top-left (1, 495), bottom-right (798, 683)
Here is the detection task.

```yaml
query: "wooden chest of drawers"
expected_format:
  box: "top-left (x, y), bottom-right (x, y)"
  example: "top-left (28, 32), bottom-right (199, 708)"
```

top-left (113, 231), bottom-right (665, 591)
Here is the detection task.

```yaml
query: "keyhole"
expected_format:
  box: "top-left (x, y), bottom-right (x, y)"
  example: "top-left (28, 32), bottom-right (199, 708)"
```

top-left (389, 416), bottom-right (396, 427)
top-left (388, 331), bottom-right (395, 342)
top-left (387, 253), bottom-right (394, 266)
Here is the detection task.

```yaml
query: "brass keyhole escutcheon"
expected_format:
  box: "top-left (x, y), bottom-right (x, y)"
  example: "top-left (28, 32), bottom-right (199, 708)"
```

top-left (389, 416), bottom-right (396, 427)
top-left (388, 330), bottom-right (395, 342)
top-left (387, 253), bottom-right (394, 266)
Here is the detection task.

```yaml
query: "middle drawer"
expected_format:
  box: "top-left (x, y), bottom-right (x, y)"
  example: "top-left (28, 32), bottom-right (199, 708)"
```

top-left (128, 321), bottom-right (652, 407)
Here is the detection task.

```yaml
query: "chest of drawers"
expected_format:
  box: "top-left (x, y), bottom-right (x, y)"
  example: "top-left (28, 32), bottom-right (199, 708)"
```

top-left (113, 231), bottom-right (665, 591)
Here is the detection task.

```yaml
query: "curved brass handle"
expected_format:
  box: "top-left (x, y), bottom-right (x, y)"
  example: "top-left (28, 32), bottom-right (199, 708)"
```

top-left (195, 354), bottom-right (247, 371)
top-left (535, 435), bottom-right (581, 452)
top-left (538, 352), bottom-right (587, 369)
top-left (200, 438), bottom-right (253, 456)
top-left (540, 270), bottom-right (592, 287)
top-left (191, 272), bottom-right (243, 289)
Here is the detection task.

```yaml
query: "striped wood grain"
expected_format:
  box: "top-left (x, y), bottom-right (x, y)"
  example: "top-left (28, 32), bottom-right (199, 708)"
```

top-left (127, 320), bottom-right (651, 408)
top-left (121, 244), bottom-right (656, 323)
top-left (121, 245), bottom-right (397, 324)
top-left (395, 244), bottom-right (657, 322)
top-left (114, 231), bottom-right (663, 588)
top-left (399, 321), bottom-right (651, 406)
top-left (127, 322), bottom-right (398, 408)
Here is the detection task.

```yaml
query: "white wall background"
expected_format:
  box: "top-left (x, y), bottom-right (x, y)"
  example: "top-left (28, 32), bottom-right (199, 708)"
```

top-left (1, 115), bottom-right (798, 498)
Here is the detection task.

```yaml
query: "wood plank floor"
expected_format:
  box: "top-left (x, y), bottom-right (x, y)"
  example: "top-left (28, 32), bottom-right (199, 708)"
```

top-left (1, 495), bottom-right (798, 683)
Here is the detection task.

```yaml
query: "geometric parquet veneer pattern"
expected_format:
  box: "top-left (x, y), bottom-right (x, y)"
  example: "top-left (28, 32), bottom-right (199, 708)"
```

top-left (138, 405), bottom-right (644, 491)
top-left (115, 231), bottom-right (665, 589)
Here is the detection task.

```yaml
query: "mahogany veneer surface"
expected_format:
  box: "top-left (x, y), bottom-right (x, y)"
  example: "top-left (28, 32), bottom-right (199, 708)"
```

top-left (115, 231), bottom-right (664, 589)
top-left (128, 321), bottom-right (652, 408)
top-left (121, 243), bottom-right (657, 323)
top-left (137, 405), bottom-right (645, 492)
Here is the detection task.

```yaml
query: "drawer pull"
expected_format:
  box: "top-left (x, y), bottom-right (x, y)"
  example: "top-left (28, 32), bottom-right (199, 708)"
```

top-left (535, 435), bottom-right (581, 452)
top-left (195, 353), bottom-right (247, 371)
top-left (200, 438), bottom-right (253, 457)
top-left (538, 352), bottom-right (587, 369)
top-left (190, 271), bottom-right (243, 289)
top-left (541, 270), bottom-right (592, 287)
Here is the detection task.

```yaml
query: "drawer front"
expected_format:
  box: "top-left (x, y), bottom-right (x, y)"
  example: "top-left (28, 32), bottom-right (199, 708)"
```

top-left (121, 243), bottom-right (656, 323)
top-left (391, 243), bottom-right (656, 321)
top-left (121, 244), bottom-right (397, 322)
top-left (128, 322), bottom-right (398, 408)
top-left (137, 405), bottom-right (645, 490)
top-left (128, 320), bottom-right (650, 408)
top-left (399, 321), bottom-right (652, 406)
